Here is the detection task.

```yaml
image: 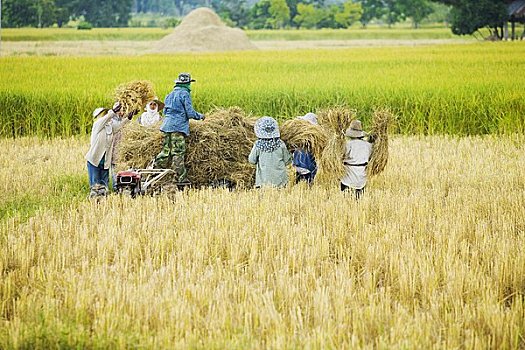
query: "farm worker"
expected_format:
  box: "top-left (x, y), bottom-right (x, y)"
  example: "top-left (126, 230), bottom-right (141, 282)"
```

top-left (153, 73), bottom-right (205, 184)
top-left (292, 112), bottom-right (318, 185)
top-left (248, 116), bottom-right (292, 188)
top-left (341, 119), bottom-right (374, 199)
top-left (85, 102), bottom-right (135, 198)
top-left (138, 97), bottom-right (165, 127)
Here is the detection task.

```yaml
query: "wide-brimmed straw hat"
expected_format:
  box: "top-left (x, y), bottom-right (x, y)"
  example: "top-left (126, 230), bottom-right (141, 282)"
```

top-left (297, 112), bottom-right (318, 125)
top-left (148, 97), bottom-right (165, 111)
top-left (345, 120), bottom-right (366, 138)
top-left (254, 116), bottom-right (280, 139)
top-left (175, 73), bottom-right (196, 84)
top-left (92, 107), bottom-right (109, 118)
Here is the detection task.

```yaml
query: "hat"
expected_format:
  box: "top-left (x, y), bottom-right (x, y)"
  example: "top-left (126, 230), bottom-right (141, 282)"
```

top-left (175, 73), bottom-right (196, 84)
top-left (148, 97), bottom-right (165, 111)
top-left (297, 112), bottom-right (318, 125)
top-left (254, 116), bottom-right (280, 139)
top-left (92, 107), bottom-right (109, 118)
top-left (345, 120), bottom-right (366, 138)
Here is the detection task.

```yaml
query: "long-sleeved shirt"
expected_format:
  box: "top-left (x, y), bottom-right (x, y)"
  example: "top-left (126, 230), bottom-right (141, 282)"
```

top-left (341, 138), bottom-right (372, 189)
top-left (85, 110), bottom-right (129, 169)
top-left (160, 87), bottom-right (203, 136)
top-left (248, 140), bottom-right (292, 188)
top-left (293, 149), bottom-right (317, 176)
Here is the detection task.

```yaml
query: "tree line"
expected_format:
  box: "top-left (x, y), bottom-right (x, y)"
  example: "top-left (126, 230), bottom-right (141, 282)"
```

top-left (1, 0), bottom-right (519, 37)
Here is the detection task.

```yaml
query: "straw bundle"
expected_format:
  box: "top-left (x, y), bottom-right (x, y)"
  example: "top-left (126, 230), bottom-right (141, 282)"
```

top-left (368, 108), bottom-right (394, 177)
top-left (114, 80), bottom-right (156, 115)
top-left (280, 119), bottom-right (328, 159)
top-left (118, 107), bottom-right (258, 189)
top-left (315, 107), bottom-right (356, 187)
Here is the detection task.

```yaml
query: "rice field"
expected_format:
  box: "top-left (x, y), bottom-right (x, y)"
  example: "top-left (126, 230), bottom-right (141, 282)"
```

top-left (2, 27), bottom-right (525, 349)
top-left (1, 43), bottom-right (524, 137)
top-left (1, 26), bottom-right (460, 42)
top-left (1, 135), bottom-right (524, 349)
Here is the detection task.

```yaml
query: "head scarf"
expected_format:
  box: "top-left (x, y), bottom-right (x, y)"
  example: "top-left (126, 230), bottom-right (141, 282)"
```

top-left (255, 138), bottom-right (282, 153)
top-left (139, 102), bottom-right (161, 127)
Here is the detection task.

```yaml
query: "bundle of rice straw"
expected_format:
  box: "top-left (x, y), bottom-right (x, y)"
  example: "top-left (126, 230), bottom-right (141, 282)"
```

top-left (315, 107), bottom-right (356, 187)
top-left (118, 107), bottom-right (258, 189)
top-left (368, 108), bottom-right (394, 177)
top-left (114, 80), bottom-right (156, 115)
top-left (280, 119), bottom-right (328, 159)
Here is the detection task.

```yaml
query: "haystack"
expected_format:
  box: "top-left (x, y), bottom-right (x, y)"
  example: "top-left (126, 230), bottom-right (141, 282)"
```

top-left (118, 107), bottom-right (258, 189)
top-left (368, 108), bottom-right (394, 177)
top-left (154, 7), bottom-right (257, 53)
top-left (114, 80), bottom-right (156, 115)
top-left (280, 119), bottom-right (328, 160)
top-left (315, 107), bottom-right (356, 187)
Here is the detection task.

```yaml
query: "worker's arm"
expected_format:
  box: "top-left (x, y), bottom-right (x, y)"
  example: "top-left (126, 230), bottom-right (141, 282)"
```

top-left (182, 92), bottom-right (204, 120)
top-left (283, 144), bottom-right (292, 166)
top-left (113, 118), bottom-right (130, 133)
top-left (92, 111), bottom-right (115, 134)
top-left (248, 144), bottom-right (259, 164)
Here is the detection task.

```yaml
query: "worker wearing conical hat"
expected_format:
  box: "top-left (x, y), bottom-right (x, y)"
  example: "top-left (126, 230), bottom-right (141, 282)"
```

top-left (341, 119), bottom-right (374, 199)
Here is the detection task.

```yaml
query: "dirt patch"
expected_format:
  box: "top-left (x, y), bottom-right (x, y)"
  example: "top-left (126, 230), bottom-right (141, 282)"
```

top-left (153, 7), bottom-right (257, 53)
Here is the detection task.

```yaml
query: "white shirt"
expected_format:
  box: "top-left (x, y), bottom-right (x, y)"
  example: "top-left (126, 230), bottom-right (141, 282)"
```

top-left (341, 138), bottom-right (372, 189)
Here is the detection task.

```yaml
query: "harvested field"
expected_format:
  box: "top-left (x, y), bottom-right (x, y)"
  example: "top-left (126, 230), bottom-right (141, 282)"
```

top-left (1, 135), bottom-right (525, 349)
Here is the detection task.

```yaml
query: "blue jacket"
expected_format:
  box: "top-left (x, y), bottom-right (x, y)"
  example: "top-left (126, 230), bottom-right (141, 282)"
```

top-left (160, 87), bottom-right (203, 135)
top-left (293, 149), bottom-right (317, 176)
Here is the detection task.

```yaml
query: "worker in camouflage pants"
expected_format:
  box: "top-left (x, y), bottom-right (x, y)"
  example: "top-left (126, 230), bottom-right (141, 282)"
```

top-left (154, 132), bottom-right (187, 182)
top-left (154, 73), bottom-right (205, 183)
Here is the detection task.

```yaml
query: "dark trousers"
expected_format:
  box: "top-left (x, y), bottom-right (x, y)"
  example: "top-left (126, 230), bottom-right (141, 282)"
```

top-left (87, 161), bottom-right (109, 188)
top-left (295, 172), bottom-right (315, 185)
top-left (340, 183), bottom-right (365, 200)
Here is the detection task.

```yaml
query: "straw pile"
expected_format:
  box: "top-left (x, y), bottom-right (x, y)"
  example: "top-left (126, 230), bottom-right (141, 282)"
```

top-left (315, 107), bottom-right (356, 187)
top-left (154, 7), bottom-right (256, 53)
top-left (280, 119), bottom-right (328, 159)
top-left (114, 80), bottom-right (156, 115)
top-left (118, 107), bottom-right (258, 189)
top-left (368, 108), bottom-right (394, 177)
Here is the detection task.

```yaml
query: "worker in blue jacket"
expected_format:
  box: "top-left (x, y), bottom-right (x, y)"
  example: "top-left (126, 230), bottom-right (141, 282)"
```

top-left (293, 113), bottom-right (318, 185)
top-left (153, 73), bottom-right (205, 184)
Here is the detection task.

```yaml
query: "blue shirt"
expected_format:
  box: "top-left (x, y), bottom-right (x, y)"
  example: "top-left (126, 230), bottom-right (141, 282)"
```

top-left (160, 87), bottom-right (203, 135)
top-left (293, 149), bottom-right (317, 176)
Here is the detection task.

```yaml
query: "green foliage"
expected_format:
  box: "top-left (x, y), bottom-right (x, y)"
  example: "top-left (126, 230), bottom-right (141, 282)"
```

top-left (334, 1), bottom-right (364, 28)
top-left (294, 4), bottom-right (324, 29)
top-left (268, 0), bottom-right (291, 28)
top-left (77, 21), bottom-right (93, 30)
top-left (400, 0), bottom-right (434, 28)
top-left (0, 44), bottom-right (524, 137)
top-left (435, 0), bottom-right (509, 38)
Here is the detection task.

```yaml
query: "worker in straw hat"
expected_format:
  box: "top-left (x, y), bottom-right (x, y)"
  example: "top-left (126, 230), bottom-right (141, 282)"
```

top-left (85, 102), bottom-right (136, 198)
top-left (341, 119), bottom-right (374, 199)
top-left (292, 112), bottom-right (318, 185)
top-left (154, 73), bottom-right (205, 184)
top-left (138, 97), bottom-right (165, 127)
top-left (248, 116), bottom-right (292, 188)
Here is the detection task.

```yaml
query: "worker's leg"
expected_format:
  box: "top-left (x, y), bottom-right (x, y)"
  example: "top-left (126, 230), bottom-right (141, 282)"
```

top-left (87, 161), bottom-right (98, 187)
top-left (154, 132), bottom-right (173, 168)
top-left (171, 133), bottom-right (188, 183)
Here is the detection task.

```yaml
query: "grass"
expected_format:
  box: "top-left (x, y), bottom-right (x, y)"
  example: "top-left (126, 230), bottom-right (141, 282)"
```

top-left (1, 26), bottom-right (463, 42)
top-left (1, 135), bottom-right (524, 349)
top-left (1, 43), bottom-right (524, 137)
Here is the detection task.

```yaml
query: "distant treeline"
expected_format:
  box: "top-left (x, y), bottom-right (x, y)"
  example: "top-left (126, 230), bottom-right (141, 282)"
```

top-left (0, 0), bottom-right (518, 36)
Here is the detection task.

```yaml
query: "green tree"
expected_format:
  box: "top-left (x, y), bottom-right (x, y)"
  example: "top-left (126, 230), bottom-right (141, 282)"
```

top-left (268, 0), bottom-right (291, 28)
top-left (359, 0), bottom-right (385, 27)
top-left (293, 3), bottom-right (324, 28)
top-left (334, 1), bottom-right (363, 28)
top-left (248, 0), bottom-right (272, 29)
top-left (2, 0), bottom-right (59, 27)
top-left (434, 0), bottom-right (508, 38)
top-left (383, 0), bottom-right (405, 27)
top-left (399, 0), bottom-right (434, 28)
